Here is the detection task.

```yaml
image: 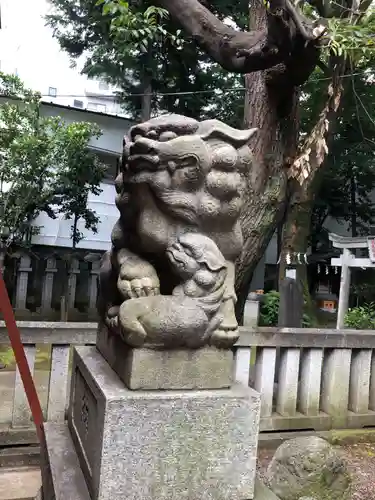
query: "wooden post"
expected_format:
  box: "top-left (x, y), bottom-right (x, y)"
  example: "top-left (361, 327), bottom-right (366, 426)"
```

top-left (278, 275), bottom-right (303, 328)
top-left (336, 248), bottom-right (352, 329)
top-left (276, 274), bottom-right (303, 385)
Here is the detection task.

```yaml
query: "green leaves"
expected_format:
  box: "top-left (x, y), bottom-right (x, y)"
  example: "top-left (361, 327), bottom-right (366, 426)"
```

top-left (98, 0), bottom-right (183, 55)
top-left (345, 303), bottom-right (375, 329)
top-left (325, 8), bottom-right (375, 61)
top-left (0, 72), bottom-right (105, 250)
top-left (259, 291), bottom-right (314, 327)
top-left (51, 121), bottom-right (106, 247)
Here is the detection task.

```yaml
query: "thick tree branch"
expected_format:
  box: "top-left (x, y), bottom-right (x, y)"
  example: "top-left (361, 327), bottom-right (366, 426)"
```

top-left (156, 0), bottom-right (321, 75)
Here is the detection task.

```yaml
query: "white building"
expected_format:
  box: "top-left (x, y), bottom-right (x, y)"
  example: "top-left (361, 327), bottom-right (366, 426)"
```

top-left (29, 101), bottom-right (133, 251)
top-left (0, 0), bottom-right (134, 250)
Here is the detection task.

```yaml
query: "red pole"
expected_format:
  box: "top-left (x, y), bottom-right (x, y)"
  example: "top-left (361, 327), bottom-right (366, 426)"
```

top-left (0, 271), bottom-right (44, 443)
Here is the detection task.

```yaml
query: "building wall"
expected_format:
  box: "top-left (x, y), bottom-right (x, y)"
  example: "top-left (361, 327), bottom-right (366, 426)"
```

top-left (41, 103), bottom-right (132, 154)
top-left (30, 103), bottom-right (133, 250)
top-left (31, 183), bottom-right (118, 250)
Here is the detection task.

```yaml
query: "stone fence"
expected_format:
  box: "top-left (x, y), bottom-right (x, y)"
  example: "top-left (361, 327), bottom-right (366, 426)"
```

top-left (1, 322), bottom-right (375, 445)
top-left (2, 252), bottom-right (102, 322)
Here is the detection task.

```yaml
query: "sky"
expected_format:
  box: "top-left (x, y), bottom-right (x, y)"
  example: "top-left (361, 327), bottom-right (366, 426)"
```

top-left (0, 0), bottom-right (88, 97)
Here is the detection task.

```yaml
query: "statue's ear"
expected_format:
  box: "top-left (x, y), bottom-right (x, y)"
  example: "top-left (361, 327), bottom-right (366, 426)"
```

top-left (203, 250), bottom-right (227, 272)
top-left (197, 120), bottom-right (257, 147)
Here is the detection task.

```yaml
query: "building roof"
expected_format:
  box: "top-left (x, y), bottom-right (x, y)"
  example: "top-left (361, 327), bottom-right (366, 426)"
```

top-left (41, 99), bottom-right (134, 122)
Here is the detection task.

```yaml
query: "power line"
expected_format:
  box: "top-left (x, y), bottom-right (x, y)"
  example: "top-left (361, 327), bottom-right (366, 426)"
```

top-left (40, 70), bottom-right (373, 99)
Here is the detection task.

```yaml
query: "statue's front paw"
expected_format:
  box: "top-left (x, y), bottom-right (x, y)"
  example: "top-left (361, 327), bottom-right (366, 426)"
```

top-left (120, 327), bottom-right (147, 348)
top-left (118, 276), bottom-right (160, 299)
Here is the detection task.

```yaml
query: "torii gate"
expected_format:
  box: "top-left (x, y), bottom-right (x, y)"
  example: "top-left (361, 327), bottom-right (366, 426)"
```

top-left (330, 232), bottom-right (375, 329)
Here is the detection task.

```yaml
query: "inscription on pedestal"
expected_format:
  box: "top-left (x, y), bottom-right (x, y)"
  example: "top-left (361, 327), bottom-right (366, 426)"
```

top-left (70, 366), bottom-right (98, 484)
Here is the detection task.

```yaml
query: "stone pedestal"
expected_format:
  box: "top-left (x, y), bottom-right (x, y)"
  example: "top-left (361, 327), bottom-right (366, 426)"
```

top-left (97, 323), bottom-right (234, 390)
top-left (42, 342), bottom-right (262, 500)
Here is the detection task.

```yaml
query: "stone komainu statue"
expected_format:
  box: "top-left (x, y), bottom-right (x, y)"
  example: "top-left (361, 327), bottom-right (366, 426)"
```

top-left (98, 114), bottom-right (256, 349)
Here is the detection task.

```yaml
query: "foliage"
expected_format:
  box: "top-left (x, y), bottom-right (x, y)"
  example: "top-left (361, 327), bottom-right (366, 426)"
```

top-left (350, 269), bottom-right (375, 304)
top-left (298, 53), bottom-right (375, 251)
top-left (344, 303), bottom-right (375, 329)
top-left (259, 291), bottom-right (313, 327)
top-left (52, 123), bottom-right (106, 247)
top-left (0, 72), bottom-right (105, 250)
top-left (259, 291), bottom-right (280, 326)
top-left (327, 9), bottom-right (375, 59)
top-left (46, 0), bottom-right (245, 124)
top-left (98, 0), bottom-right (184, 53)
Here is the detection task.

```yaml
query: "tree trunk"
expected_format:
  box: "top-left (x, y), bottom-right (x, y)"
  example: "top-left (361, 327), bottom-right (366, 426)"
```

top-left (278, 183), bottom-right (317, 323)
top-left (72, 214), bottom-right (79, 249)
top-left (235, 0), bottom-right (299, 320)
top-left (141, 48), bottom-right (153, 121)
top-left (141, 78), bottom-right (152, 122)
top-left (350, 171), bottom-right (357, 237)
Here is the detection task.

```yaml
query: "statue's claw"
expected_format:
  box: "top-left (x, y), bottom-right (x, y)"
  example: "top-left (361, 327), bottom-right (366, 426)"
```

top-left (118, 277), bottom-right (160, 299)
top-left (209, 328), bottom-right (240, 349)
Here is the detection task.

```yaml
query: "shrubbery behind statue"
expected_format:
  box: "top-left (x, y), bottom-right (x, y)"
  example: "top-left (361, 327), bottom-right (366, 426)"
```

top-left (98, 114), bottom-right (256, 349)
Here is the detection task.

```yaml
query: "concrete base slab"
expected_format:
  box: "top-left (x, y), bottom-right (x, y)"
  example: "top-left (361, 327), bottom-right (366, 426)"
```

top-left (41, 422), bottom-right (90, 500)
top-left (0, 466), bottom-right (41, 500)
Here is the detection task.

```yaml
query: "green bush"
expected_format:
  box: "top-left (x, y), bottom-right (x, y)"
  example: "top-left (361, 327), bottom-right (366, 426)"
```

top-left (259, 291), bottom-right (280, 326)
top-left (259, 290), bottom-right (313, 327)
top-left (344, 303), bottom-right (375, 329)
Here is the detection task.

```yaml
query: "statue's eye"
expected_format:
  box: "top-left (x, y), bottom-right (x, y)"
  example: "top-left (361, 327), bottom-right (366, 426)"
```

top-left (159, 131), bottom-right (177, 142)
top-left (184, 248), bottom-right (193, 257)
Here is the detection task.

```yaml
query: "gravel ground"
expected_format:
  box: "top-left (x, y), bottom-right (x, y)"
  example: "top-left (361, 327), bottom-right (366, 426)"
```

top-left (256, 442), bottom-right (375, 499)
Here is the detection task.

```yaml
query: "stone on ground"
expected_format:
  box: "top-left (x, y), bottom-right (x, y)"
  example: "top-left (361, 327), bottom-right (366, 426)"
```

top-left (265, 436), bottom-right (351, 500)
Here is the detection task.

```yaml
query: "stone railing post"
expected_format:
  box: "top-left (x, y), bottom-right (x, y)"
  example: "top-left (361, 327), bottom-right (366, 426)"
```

top-left (15, 254), bottom-right (32, 312)
top-left (67, 258), bottom-right (80, 312)
top-left (88, 260), bottom-right (100, 318)
top-left (235, 293), bottom-right (260, 387)
top-left (41, 257), bottom-right (57, 314)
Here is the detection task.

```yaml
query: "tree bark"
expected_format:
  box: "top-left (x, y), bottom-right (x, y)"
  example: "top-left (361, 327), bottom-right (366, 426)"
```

top-left (72, 214), bottom-right (79, 249)
top-left (278, 183), bottom-right (317, 322)
top-left (156, 0), bottom-right (322, 74)
top-left (141, 79), bottom-right (152, 122)
top-left (350, 171), bottom-right (357, 237)
top-left (141, 48), bottom-right (153, 121)
top-left (235, 0), bottom-right (299, 319)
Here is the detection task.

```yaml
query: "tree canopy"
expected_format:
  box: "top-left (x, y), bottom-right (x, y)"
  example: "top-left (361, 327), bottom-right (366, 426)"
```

top-left (46, 0), bottom-right (246, 123)
top-left (0, 72), bottom-right (106, 251)
top-left (46, 0), bottom-right (375, 315)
